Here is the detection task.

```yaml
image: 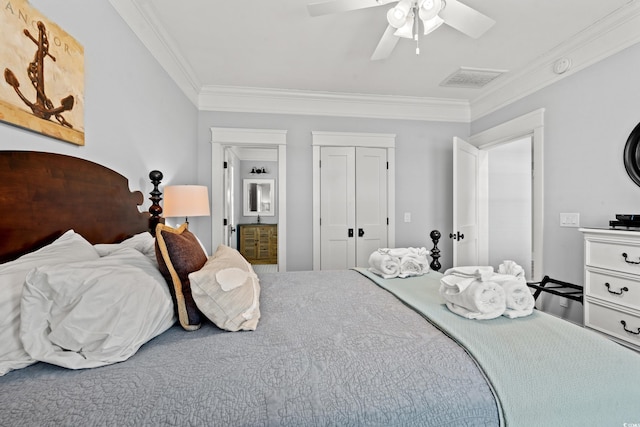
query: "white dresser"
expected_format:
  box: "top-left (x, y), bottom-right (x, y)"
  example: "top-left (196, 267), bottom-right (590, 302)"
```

top-left (581, 228), bottom-right (640, 351)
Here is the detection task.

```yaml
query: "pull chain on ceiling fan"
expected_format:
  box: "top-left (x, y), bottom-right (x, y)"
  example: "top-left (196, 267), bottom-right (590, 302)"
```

top-left (307, 0), bottom-right (495, 60)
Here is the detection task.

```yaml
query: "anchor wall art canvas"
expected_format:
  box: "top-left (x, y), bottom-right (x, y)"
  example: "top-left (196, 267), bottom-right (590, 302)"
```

top-left (1, 0), bottom-right (84, 145)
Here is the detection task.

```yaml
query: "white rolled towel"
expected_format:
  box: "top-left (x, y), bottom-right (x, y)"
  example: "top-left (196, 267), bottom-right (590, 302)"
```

top-left (491, 273), bottom-right (534, 318)
top-left (368, 250), bottom-right (400, 278)
top-left (440, 265), bottom-right (494, 294)
top-left (443, 266), bottom-right (494, 282)
top-left (439, 279), bottom-right (506, 320)
top-left (398, 247), bottom-right (430, 278)
top-left (498, 260), bottom-right (525, 279)
top-left (385, 248), bottom-right (412, 258)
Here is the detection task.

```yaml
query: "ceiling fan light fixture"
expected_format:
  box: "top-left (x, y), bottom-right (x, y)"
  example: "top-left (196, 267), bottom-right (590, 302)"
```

top-left (307, 0), bottom-right (494, 61)
top-left (421, 15), bottom-right (444, 35)
top-left (387, 0), bottom-right (412, 28)
top-left (418, 0), bottom-right (442, 21)
top-left (386, 9), bottom-right (404, 28)
top-left (393, 13), bottom-right (415, 39)
top-left (420, 0), bottom-right (434, 11)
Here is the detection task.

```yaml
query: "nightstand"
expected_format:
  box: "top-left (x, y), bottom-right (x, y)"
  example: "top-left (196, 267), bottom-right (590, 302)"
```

top-left (581, 228), bottom-right (640, 351)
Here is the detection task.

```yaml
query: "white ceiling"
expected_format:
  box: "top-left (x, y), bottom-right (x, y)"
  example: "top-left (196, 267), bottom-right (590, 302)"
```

top-left (111, 0), bottom-right (640, 121)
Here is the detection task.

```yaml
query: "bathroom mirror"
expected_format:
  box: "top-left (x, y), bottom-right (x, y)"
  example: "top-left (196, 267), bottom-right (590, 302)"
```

top-left (243, 178), bottom-right (275, 216)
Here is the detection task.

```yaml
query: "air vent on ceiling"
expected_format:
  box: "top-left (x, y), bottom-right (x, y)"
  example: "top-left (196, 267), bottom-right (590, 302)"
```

top-left (440, 67), bottom-right (507, 89)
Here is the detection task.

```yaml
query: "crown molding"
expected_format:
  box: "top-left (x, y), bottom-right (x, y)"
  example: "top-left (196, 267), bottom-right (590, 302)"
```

top-left (199, 85), bottom-right (470, 122)
top-left (109, 0), bottom-right (201, 105)
top-left (470, 0), bottom-right (640, 121)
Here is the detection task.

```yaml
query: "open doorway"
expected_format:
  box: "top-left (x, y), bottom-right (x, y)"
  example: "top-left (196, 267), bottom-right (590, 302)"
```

top-left (469, 108), bottom-right (544, 281)
top-left (211, 128), bottom-right (288, 272)
top-left (227, 146), bottom-right (279, 273)
top-left (486, 136), bottom-right (532, 278)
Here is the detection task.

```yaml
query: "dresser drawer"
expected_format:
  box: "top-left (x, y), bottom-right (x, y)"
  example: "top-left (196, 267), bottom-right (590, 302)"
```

top-left (585, 239), bottom-right (640, 275)
top-left (585, 269), bottom-right (640, 310)
top-left (585, 300), bottom-right (640, 349)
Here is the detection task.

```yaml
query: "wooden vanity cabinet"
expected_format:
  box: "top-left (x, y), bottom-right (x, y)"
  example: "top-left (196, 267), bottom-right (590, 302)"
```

top-left (238, 224), bottom-right (277, 264)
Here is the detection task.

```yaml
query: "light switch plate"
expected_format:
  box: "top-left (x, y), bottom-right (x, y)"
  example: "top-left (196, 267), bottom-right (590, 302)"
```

top-left (560, 213), bottom-right (580, 227)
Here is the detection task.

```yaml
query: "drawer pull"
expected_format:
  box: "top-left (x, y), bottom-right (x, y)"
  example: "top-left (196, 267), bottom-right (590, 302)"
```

top-left (621, 320), bottom-right (640, 335)
top-left (604, 283), bottom-right (629, 295)
top-left (621, 252), bottom-right (640, 264)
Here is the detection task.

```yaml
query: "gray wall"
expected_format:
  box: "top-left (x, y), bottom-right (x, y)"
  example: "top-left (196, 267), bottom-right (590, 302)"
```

top-left (472, 42), bottom-right (640, 322)
top-left (0, 0), bottom-right (198, 225)
top-left (197, 112), bottom-right (469, 271)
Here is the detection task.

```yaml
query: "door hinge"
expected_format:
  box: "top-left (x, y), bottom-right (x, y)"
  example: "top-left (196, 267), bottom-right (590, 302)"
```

top-left (223, 161), bottom-right (228, 169)
top-left (386, 162), bottom-right (389, 169)
top-left (223, 218), bottom-right (228, 226)
top-left (531, 260), bottom-right (534, 277)
top-left (387, 217), bottom-right (389, 225)
top-left (319, 160), bottom-right (321, 168)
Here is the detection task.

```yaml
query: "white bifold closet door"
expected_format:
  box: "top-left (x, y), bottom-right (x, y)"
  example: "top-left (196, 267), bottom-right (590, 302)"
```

top-left (320, 146), bottom-right (388, 270)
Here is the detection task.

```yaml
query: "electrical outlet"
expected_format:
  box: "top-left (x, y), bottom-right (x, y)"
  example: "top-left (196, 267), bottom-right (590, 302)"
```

top-left (404, 212), bottom-right (411, 223)
top-left (560, 213), bottom-right (580, 227)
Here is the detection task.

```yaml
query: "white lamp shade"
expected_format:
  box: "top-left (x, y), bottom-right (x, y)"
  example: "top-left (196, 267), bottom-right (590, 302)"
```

top-left (163, 185), bottom-right (210, 219)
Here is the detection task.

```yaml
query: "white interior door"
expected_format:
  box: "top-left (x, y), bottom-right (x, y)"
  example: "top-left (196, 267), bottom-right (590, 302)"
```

top-left (320, 147), bottom-right (356, 270)
top-left (223, 149), bottom-right (232, 247)
top-left (312, 131), bottom-right (396, 271)
top-left (355, 147), bottom-right (387, 267)
top-left (452, 137), bottom-right (486, 267)
top-left (319, 146), bottom-right (388, 269)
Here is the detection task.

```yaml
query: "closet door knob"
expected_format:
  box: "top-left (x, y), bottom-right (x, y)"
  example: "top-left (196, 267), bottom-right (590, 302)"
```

top-left (358, 228), bottom-right (365, 237)
top-left (348, 228), bottom-right (354, 238)
top-left (449, 231), bottom-right (464, 240)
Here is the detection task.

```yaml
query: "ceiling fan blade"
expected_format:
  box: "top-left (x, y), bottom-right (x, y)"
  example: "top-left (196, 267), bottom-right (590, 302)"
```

top-left (308, 0), bottom-right (394, 17)
top-left (439, 0), bottom-right (495, 39)
top-left (371, 25), bottom-right (400, 61)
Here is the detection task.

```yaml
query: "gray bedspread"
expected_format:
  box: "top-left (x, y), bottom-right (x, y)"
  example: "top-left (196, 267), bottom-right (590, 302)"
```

top-left (0, 270), bottom-right (499, 426)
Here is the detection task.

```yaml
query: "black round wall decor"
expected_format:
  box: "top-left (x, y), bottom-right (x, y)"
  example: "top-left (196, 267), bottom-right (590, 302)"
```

top-left (624, 121), bottom-right (640, 187)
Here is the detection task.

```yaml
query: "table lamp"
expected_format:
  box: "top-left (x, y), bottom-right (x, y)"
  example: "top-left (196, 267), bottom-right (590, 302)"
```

top-left (162, 185), bottom-right (210, 226)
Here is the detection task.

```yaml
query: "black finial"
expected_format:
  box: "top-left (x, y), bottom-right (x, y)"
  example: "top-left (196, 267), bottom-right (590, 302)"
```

top-left (148, 170), bottom-right (164, 232)
top-left (429, 229), bottom-right (441, 272)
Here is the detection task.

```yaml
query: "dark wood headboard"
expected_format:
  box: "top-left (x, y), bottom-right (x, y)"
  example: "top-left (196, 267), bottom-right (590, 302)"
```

top-left (0, 151), bottom-right (159, 263)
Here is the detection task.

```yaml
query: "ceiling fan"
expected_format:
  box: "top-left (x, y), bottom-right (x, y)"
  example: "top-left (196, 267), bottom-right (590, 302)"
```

top-left (307, 0), bottom-right (495, 60)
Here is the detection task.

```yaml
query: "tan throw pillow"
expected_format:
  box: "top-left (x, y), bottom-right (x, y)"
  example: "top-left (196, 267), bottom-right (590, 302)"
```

top-left (155, 223), bottom-right (207, 331)
top-left (189, 245), bottom-right (261, 332)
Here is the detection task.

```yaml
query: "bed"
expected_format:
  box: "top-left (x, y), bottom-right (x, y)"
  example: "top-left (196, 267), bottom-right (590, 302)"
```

top-left (1, 151), bottom-right (639, 427)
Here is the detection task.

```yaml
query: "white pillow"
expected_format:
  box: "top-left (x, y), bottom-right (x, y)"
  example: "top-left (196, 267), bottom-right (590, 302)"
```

top-left (94, 232), bottom-right (157, 264)
top-left (20, 248), bottom-right (175, 370)
top-left (189, 245), bottom-right (261, 332)
top-left (0, 230), bottom-right (100, 376)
